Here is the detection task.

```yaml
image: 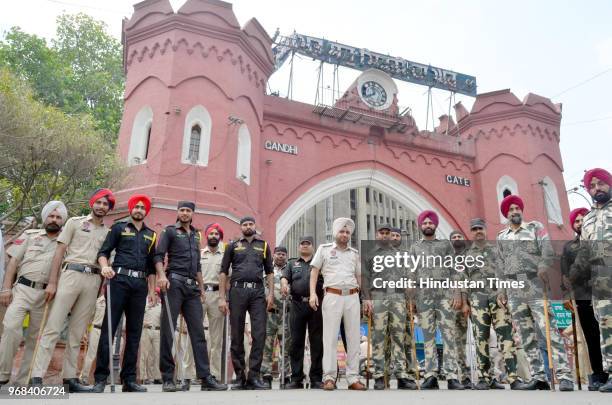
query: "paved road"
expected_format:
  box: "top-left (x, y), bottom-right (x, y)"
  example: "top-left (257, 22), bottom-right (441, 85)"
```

top-left (3, 381), bottom-right (609, 405)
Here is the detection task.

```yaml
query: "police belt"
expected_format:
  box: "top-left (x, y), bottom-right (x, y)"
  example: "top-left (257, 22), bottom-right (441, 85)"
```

top-left (203, 284), bottom-right (219, 292)
top-left (169, 272), bottom-right (199, 287)
top-left (65, 263), bottom-right (101, 275)
top-left (16, 276), bottom-right (47, 290)
top-left (325, 287), bottom-right (359, 296)
top-left (232, 281), bottom-right (263, 289)
top-left (144, 325), bottom-right (160, 330)
top-left (114, 267), bottom-right (147, 279)
top-left (292, 295), bottom-right (311, 303)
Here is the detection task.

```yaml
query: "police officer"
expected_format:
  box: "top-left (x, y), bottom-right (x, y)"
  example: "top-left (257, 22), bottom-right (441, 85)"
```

top-left (219, 217), bottom-right (273, 389)
top-left (571, 168), bottom-right (612, 393)
top-left (464, 218), bottom-right (525, 390)
top-left (281, 236), bottom-right (323, 389)
top-left (91, 194), bottom-right (157, 393)
top-left (450, 230), bottom-right (472, 389)
top-left (0, 201), bottom-right (67, 386)
top-left (81, 295), bottom-right (106, 384)
top-left (219, 216), bottom-right (273, 390)
top-left (390, 227), bottom-right (403, 248)
top-left (154, 201), bottom-right (227, 392)
top-left (310, 217), bottom-right (366, 391)
top-left (261, 246), bottom-right (291, 388)
top-left (200, 223), bottom-right (226, 380)
top-left (31, 189), bottom-right (114, 392)
top-left (496, 194), bottom-right (574, 391)
top-left (410, 210), bottom-right (464, 390)
top-left (139, 289), bottom-right (162, 384)
top-left (363, 224), bottom-right (415, 390)
top-left (562, 207), bottom-right (608, 390)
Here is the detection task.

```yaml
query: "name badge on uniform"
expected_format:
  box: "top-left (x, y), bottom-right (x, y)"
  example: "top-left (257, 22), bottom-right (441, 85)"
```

top-left (33, 236), bottom-right (44, 247)
top-left (122, 227), bottom-right (136, 236)
top-left (81, 222), bottom-right (91, 232)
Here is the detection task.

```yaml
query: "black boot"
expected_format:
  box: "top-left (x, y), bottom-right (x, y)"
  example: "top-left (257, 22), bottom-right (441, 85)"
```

top-left (262, 375), bottom-right (272, 389)
top-left (535, 380), bottom-right (550, 390)
top-left (462, 378), bottom-right (473, 389)
top-left (123, 381), bottom-right (147, 392)
top-left (200, 375), bottom-right (227, 391)
top-left (397, 378), bottom-right (417, 390)
top-left (447, 379), bottom-right (465, 390)
top-left (310, 380), bottom-right (323, 389)
top-left (474, 380), bottom-right (490, 390)
top-left (600, 376), bottom-right (612, 393)
top-left (489, 378), bottom-right (505, 389)
top-left (374, 377), bottom-right (385, 390)
top-left (246, 377), bottom-right (270, 390)
top-left (64, 378), bottom-right (93, 393)
top-left (181, 379), bottom-right (191, 391)
top-left (558, 379), bottom-right (574, 392)
top-left (285, 380), bottom-right (304, 389)
top-left (589, 373), bottom-right (608, 391)
top-left (91, 381), bottom-right (106, 393)
top-left (510, 380), bottom-right (526, 390)
top-left (162, 380), bottom-right (177, 392)
top-left (29, 377), bottom-right (43, 386)
top-left (231, 375), bottom-right (247, 391)
top-left (421, 376), bottom-right (439, 390)
top-left (153, 379), bottom-right (163, 385)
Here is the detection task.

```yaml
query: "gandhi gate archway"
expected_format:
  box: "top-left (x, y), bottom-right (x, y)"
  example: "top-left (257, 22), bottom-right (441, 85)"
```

top-left (275, 169), bottom-right (454, 244)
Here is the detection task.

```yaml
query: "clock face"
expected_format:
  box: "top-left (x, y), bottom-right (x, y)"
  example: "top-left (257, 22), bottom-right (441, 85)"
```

top-left (360, 81), bottom-right (388, 108)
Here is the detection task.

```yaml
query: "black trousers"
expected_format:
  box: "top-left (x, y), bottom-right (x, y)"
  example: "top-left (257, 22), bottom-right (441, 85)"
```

top-left (94, 274), bottom-right (147, 383)
top-left (576, 300), bottom-right (607, 378)
top-left (289, 299), bottom-right (323, 383)
top-left (229, 287), bottom-right (267, 380)
top-left (159, 280), bottom-right (211, 382)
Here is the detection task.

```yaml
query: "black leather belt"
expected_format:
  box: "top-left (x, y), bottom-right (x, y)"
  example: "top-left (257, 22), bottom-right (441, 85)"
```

top-left (169, 272), bottom-right (199, 287)
top-left (17, 276), bottom-right (47, 290)
top-left (203, 284), bottom-right (219, 292)
top-left (115, 267), bottom-right (147, 279)
top-left (144, 325), bottom-right (160, 330)
top-left (232, 281), bottom-right (263, 289)
top-left (65, 263), bottom-right (100, 274)
top-left (93, 325), bottom-right (102, 330)
top-left (292, 295), bottom-right (310, 303)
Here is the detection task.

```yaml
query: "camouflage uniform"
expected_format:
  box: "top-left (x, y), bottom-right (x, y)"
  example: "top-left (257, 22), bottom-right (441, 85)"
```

top-left (261, 264), bottom-right (291, 378)
top-left (453, 245), bottom-right (470, 382)
top-left (410, 239), bottom-right (460, 380)
top-left (571, 199), bottom-right (612, 375)
top-left (465, 242), bottom-right (520, 384)
top-left (365, 244), bottom-right (410, 380)
top-left (497, 221), bottom-right (572, 382)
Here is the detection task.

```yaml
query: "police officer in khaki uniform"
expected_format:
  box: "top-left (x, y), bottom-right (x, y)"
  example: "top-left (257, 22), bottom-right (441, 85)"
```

top-left (139, 290), bottom-right (162, 384)
top-left (0, 201), bottom-right (67, 386)
top-left (310, 217), bottom-right (366, 391)
top-left (31, 189), bottom-right (114, 392)
top-left (81, 295), bottom-right (106, 384)
top-left (200, 223), bottom-right (226, 379)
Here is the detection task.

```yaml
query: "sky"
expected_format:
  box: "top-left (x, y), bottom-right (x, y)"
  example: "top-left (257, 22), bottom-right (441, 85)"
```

top-left (1, 0), bottom-right (610, 211)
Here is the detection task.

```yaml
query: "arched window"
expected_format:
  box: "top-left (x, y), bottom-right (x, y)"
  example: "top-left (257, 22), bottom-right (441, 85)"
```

top-left (542, 176), bottom-right (563, 225)
top-left (187, 124), bottom-right (201, 163)
top-left (496, 175), bottom-right (519, 222)
top-left (236, 124), bottom-right (251, 185)
top-left (128, 106), bottom-right (153, 166)
top-left (182, 106), bottom-right (211, 165)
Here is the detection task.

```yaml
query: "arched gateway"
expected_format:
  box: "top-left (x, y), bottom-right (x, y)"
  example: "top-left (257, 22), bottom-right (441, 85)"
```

top-left (110, 0), bottom-right (573, 246)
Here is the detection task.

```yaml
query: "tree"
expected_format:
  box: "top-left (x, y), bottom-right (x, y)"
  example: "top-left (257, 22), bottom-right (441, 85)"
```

top-left (0, 13), bottom-right (124, 142)
top-left (0, 68), bottom-right (126, 229)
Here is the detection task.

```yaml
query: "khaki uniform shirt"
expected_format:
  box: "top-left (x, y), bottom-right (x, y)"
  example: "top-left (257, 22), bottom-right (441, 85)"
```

top-left (58, 214), bottom-right (109, 267)
top-left (311, 242), bottom-right (360, 290)
top-left (7, 229), bottom-right (58, 283)
top-left (200, 243), bottom-right (225, 285)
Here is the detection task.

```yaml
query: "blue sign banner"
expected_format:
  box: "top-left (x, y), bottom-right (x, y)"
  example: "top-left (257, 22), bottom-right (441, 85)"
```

top-left (273, 33), bottom-right (477, 96)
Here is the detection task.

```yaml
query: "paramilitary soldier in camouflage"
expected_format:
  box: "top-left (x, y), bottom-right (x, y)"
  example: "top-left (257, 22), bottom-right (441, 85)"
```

top-left (464, 218), bottom-right (525, 390)
top-left (570, 168), bottom-right (612, 393)
top-left (363, 224), bottom-right (416, 390)
top-left (261, 247), bottom-right (291, 388)
top-left (563, 207), bottom-right (609, 391)
top-left (0, 201), bottom-right (67, 386)
top-left (449, 230), bottom-right (472, 389)
top-left (410, 210), bottom-right (464, 390)
top-left (496, 194), bottom-right (574, 391)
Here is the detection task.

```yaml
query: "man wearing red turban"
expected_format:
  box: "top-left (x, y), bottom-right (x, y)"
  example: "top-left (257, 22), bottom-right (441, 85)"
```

top-left (572, 167), bottom-right (612, 393)
top-left (497, 195), bottom-right (574, 391)
top-left (128, 194), bottom-right (152, 216)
